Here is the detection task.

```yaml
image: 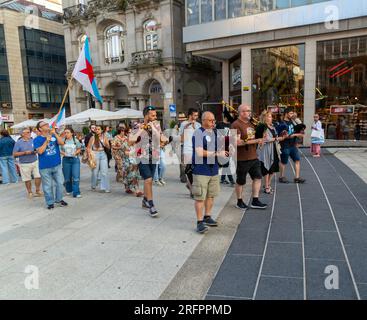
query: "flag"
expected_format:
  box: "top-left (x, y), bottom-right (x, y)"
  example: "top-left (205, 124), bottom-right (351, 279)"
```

top-left (72, 36), bottom-right (103, 103)
top-left (49, 105), bottom-right (66, 129)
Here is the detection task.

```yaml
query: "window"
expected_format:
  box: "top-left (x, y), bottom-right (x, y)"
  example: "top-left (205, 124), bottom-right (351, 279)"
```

top-left (144, 20), bottom-right (158, 51)
top-left (104, 25), bottom-right (125, 64)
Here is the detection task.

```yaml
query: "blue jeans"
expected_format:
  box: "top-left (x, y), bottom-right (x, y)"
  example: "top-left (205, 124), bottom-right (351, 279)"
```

top-left (40, 164), bottom-right (64, 206)
top-left (91, 151), bottom-right (110, 191)
top-left (154, 149), bottom-right (166, 181)
top-left (62, 157), bottom-right (80, 197)
top-left (0, 156), bottom-right (18, 184)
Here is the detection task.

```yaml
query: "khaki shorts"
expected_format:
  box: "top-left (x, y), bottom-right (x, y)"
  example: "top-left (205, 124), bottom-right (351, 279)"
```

top-left (19, 161), bottom-right (41, 182)
top-left (192, 174), bottom-right (220, 201)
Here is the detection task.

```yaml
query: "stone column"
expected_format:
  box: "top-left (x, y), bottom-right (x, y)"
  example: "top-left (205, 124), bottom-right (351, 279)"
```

top-left (303, 40), bottom-right (317, 147)
top-left (138, 97), bottom-right (146, 110)
top-left (129, 97), bottom-right (138, 110)
top-left (241, 46), bottom-right (252, 107)
top-left (222, 60), bottom-right (230, 103)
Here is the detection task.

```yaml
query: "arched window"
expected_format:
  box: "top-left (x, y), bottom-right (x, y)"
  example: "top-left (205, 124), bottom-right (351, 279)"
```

top-left (149, 80), bottom-right (163, 94)
top-left (144, 20), bottom-right (158, 51)
top-left (104, 25), bottom-right (124, 64)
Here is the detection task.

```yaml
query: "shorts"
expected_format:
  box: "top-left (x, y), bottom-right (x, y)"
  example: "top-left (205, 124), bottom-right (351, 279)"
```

top-left (192, 175), bottom-right (220, 201)
top-left (280, 146), bottom-right (301, 165)
top-left (236, 159), bottom-right (262, 186)
top-left (138, 163), bottom-right (158, 180)
top-left (19, 161), bottom-right (41, 182)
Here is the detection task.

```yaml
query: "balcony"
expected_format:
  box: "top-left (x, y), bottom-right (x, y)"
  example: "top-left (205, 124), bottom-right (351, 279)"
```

top-left (63, 4), bottom-right (88, 23)
top-left (105, 56), bottom-right (125, 64)
top-left (128, 50), bottom-right (162, 69)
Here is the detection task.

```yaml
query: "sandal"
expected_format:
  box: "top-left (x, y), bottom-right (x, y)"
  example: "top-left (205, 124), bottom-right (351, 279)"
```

top-left (264, 187), bottom-right (273, 195)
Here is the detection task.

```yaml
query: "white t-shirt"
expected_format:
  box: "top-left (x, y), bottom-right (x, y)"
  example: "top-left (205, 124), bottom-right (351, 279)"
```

top-left (179, 121), bottom-right (201, 155)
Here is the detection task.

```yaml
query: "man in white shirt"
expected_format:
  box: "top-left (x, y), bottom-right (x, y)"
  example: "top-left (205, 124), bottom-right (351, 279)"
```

top-left (179, 108), bottom-right (201, 196)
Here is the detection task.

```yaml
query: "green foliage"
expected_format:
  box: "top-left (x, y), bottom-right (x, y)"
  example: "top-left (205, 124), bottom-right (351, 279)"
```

top-left (82, 127), bottom-right (90, 135)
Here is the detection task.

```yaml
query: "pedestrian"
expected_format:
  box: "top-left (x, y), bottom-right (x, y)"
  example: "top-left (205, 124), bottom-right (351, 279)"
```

top-left (256, 111), bottom-right (282, 195)
top-left (120, 127), bottom-right (143, 197)
top-left (84, 124), bottom-right (96, 149)
top-left (87, 125), bottom-right (111, 193)
top-left (0, 129), bottom-right (18, 185)
top-left (129, 105), bottom-right (169, 217)
top-left (231, 105), bottom-right (267, 210)
top-left (33, 121), bottom-right (68, 210)
top-left (179, 108), bottom-right (201, 196)
top-left (192, 111), bottom-right (228, 234)
top-left (153, 146), bottom-right (167, 186)
top-left (277, 107), bottom-right (306, 184)
top-left (111, 127), bottom-right (125, 183)
top-left (216, 115), bottom-right (235, 186)
top-left (104, 126), bottom-right (113, 168)
top-left (60, 128), bottom-right (82, 198)
top-left (13, 128), bottom-right (42, 198)
top-left (310, 114), bottom-right (324, 158)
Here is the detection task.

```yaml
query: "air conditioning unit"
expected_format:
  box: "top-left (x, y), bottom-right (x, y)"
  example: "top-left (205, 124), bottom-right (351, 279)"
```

top-left (1, 103), bottom-right (11, 109)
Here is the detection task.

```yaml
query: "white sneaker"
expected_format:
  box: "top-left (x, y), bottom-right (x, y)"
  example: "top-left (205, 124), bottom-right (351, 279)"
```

top-left (105, 190), bottom-right (111, 193)
top-left (159, 179), bottom-right (166, 185)
top-left (154, 180), bottom-right (163, 186)
top-left (76, 194), bottom-right (82, 198)
top-left (65, 192), bottom-right (71, 196)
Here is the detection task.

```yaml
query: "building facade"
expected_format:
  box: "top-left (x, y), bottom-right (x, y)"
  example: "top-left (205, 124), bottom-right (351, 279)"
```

top-left (0, 0), bottom-right (68, 128)
top-left (62, 0), bottom-right (221, 126)
top-left (183, 0), bottom-right (367, 145)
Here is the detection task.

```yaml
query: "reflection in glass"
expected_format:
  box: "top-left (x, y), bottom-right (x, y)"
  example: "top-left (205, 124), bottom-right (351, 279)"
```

top-left (252, 44), bottom-right (305, 120)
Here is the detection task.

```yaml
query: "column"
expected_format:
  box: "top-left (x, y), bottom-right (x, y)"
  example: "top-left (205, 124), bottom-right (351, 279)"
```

top-left (138, 98), bottom-right (146, 110)
top-left (303, 40), bottom-right (317, 147)
top-left (241, 46), bottom-right (252, 107)
top-left (222, 60), bottom-right (229, 103)
top-left (129, 97), bottom-right (138, 110)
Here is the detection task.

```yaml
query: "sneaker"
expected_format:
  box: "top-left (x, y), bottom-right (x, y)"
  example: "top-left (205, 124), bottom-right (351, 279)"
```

top-left (236, 200), bottom-right (248, 210)
top-left (154, 180), bottom-right (163, 186)
top-left (56, 200), bottom-right (68, 207)
top-left (159, 179), bottom-right (166, 185)
top-left (65, 192), bottom-right (72, 196)
top-left (47, 204), bottom-right (54, 210)
top-left (204, 216), bottom-right (218, 227)
top-left (149, 206), bottom-right (158, 217)
top-left (75, 194), bottom-right (82, 198)
top-left (251, 199), bottom-right (267, 210)
top-left (142, 199), bottom-right (150, 209)
top-left (196, 221), bottom-right (209, 234)
top-left (294, 177), bottom-right (306, 184)
top-left (279, 177), bottom-right (289, 184)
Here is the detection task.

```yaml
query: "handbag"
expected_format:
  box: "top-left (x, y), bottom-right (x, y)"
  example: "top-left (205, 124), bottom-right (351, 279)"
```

top-left (87, 152), bottom-right (97, 169)
top-left (311, 129), bottom-right (323, 139)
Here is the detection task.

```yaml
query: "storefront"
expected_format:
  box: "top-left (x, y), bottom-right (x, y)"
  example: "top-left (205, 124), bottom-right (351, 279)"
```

top-left (315, 35), bottom-right (367, 141)
top-left (0, 112), bottom-right (14, 130)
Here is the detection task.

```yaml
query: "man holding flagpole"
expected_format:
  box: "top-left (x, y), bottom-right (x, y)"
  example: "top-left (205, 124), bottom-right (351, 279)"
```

top-left (34, 121), bottom-right (67, 210)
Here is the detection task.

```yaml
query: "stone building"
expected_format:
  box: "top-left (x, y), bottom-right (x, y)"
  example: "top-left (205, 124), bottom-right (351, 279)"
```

top-left (62, 0), bottom-right (221, 125)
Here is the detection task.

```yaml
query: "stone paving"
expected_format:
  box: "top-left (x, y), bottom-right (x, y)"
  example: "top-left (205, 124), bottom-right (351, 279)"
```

top-left (206, 149), bottom-right (367, 300)
top-left (0, 157), bottom-right (233, 299)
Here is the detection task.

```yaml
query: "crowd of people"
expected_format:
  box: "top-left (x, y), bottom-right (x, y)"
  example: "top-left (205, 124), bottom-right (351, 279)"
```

top-left (0, 104), bottom-right (325, 233)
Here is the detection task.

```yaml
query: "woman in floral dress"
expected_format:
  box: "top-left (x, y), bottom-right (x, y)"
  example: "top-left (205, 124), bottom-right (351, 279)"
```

top-left (111, 128), bottom-right (125, 183)
top-left (120, 128), bottom-right (143, 197)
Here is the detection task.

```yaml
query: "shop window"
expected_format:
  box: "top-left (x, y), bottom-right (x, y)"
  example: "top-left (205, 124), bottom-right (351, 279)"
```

top-left (316, 36), bottom-right (367, 141)
top-left (252, 44), bottom-right (305, 119)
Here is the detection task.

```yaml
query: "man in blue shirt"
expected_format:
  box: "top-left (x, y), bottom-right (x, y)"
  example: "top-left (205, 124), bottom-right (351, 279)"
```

top-left (34, 121), bottom-right (67, 210)
top-left (192, 112), bottom-right (229, 234)
top-left (13, 127), bottom-right (42, 198)
top-left (0, 129), bottom-right (18, 185)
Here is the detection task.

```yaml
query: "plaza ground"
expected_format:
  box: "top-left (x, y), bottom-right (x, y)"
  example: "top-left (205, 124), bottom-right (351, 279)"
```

top-left (0, 148), bottom-right (366, 300)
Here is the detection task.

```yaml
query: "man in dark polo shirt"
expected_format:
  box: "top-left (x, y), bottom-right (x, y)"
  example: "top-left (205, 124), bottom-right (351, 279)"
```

top-left (231, 104), bottom-right (267, 210)
top-left (192, 111), bottom-right (229, 234)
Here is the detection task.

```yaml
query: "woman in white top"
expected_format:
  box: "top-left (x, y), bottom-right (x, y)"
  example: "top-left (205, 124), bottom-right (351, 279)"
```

top-left (310, 114), bottom-right (324, 158)
top-left (87, 125), bottom-right (111, 192)
top-left (60, 128), bottom-right (82, 198)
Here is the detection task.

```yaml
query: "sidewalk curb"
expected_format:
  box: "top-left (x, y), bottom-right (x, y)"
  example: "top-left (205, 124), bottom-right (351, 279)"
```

top-left (159, 188), bottom-right (252, 300)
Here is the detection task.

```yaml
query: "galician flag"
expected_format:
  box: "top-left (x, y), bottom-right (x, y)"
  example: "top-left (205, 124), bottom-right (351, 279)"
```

top-left (72, 36), bottom-right (103, 103)
top-left (49, 105), bottom-right (66, 128)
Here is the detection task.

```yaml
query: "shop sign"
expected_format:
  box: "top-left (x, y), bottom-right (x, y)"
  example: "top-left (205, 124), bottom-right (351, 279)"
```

top-left (169, 104), bottom-right (176, 117)
top-left (0, 113), bottom-right (14, 122)
top-left (232, 67), bottom-right (241, 86)
top-left (330, 105), bottom-right (355, 115)
top-left (267, 106), bottom-right (286, 114)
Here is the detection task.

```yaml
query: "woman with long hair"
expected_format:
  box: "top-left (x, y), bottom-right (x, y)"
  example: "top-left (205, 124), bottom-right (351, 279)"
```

top-left (60, 127), bottom-right (82, 198)
top-left (87, 125), bottom-right (111, 193)
top-left (120, 127), bottom-right (143, 196)
top-left (257, 111), bottom-right (284, 194)
top-left (111, 127), bottom-right (125, 183)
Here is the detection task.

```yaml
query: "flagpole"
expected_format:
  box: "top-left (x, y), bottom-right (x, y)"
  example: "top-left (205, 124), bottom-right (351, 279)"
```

top-left (58, 77), bottom-right (73, 114)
